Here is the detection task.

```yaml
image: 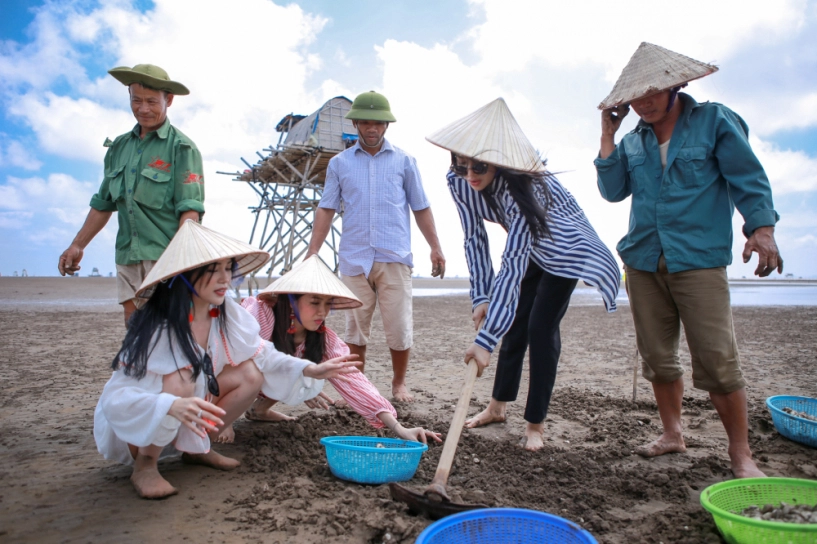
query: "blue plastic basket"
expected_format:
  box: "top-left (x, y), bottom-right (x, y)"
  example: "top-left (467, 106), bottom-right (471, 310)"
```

top-left (415, 508), bottom-right (598, 544)
top-left (766, 396), bottom-right (817, 448)
top-left (319, 436), bottom-right (427, 485)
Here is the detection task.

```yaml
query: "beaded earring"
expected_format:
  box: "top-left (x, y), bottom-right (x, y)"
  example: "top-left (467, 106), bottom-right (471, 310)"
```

top-left (209, 307), bottom-right (220, 318)
top-left (317, 322), bottom-right (327, 333)
top-left (287, 312), bottom-right (297, 334)
top-left (188, 300), bottom-right (194, 323)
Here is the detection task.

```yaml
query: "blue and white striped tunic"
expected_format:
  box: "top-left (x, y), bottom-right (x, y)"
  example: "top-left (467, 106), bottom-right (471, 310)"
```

top-left (447, 170), bottom-right (620, 352)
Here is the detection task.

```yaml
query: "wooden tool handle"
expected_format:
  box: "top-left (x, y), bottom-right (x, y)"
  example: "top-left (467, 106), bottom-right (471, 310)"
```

top-left (429, 358), bottom-right (479, 489)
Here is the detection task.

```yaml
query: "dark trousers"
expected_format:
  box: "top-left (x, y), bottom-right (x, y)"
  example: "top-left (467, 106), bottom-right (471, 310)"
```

top-left (492, 261), bottom-right (577, 424)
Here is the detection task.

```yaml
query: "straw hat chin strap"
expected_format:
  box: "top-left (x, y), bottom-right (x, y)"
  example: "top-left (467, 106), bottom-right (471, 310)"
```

top-left (288, 294), bottom-right (303, 325)
top-left (666, 84), bottom-right (687, 112)
top-left (168, 273), bottom-right (198, 296)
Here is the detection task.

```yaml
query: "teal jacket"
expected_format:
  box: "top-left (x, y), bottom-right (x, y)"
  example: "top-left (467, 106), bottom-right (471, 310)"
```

top-left (594, 93), bottom-right (779, 273)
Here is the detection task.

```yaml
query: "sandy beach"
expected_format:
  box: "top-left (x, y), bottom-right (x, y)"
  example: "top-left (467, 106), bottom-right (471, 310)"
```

top-left (1, 276), bottom-right (816, 543)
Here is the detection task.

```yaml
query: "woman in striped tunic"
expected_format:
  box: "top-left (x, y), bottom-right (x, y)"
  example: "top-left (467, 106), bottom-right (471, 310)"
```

top-left (427, 98), bottom-right (620, 450)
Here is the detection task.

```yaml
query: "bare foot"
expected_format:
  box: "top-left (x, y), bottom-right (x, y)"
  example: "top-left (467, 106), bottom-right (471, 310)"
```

top-left (523, 423), bottom-right (545, 451)
top-left (635, 434), bottom-right (687, 457)
top-left (465, 406), bottom-right (506, 429)
top-left (730, 451), bottom-right (766, 478)
top-left (214, 425), bottom-right (235, 444)
top-left (182, 450), bottom-right (240, 471)
top-left (244, 407), bottom-right (295, 422)
top-left (130, 466), bottom-right (177, 499)
top-left (392, 383), bottom-right (414, 402)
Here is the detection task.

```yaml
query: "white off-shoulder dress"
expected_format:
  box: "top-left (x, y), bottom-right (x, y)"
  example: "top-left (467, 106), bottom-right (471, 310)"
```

top-left (94, 297), bottom-right (325, 465)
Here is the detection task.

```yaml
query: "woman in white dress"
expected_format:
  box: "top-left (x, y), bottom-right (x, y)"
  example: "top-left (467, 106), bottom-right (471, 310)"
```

top-left (93, 221), bottom-right (359, 499)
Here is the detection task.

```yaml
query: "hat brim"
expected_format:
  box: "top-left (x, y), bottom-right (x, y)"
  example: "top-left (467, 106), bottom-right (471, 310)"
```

top-left (597, 72), bottom-right (714, 110)
top-left (135, 251), bottom-right (270, 298)
top-left (109, 68), bottom-right (190, 96)
top-left (257, 290), bottom-right (362, 310)
top-left (427, 139), bottom-right (546, 174)
top-left (345, 111), bottom-right (396, 122)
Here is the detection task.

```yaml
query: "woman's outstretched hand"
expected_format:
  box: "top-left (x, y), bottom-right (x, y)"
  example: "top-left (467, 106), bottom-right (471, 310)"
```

top-left (304, 391), bottom-right (335, 410)
top-left (465, 342), bottom-right (491, 378)
top-left (303, 354), bottom-right (361, 381)
top-left (394, 425), bottom-right (443, 445)
top-left (168, 397), bottom-right (225, 438)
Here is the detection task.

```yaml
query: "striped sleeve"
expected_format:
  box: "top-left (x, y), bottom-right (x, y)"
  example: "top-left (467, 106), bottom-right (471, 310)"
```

top-left (447, 172), bottom-right (494, 309)
top-left (532, 179), bottom-right (620, 312)
top-left (323, 327), bottom-right (396, 428)
top-left (475, 198), bottom-right (533, 352)
top-left (240, 296), bottom-right (276, 341)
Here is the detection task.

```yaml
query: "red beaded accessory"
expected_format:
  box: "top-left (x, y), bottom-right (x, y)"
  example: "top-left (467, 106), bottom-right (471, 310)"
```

top-left (317, 322), bottom-right (327, 333)
top-left (209, 307), bottom-right (220, 318)
top-left (287, 312), bottom-right (297, 334)
top-left (188, 301), bottom-right (194, 322)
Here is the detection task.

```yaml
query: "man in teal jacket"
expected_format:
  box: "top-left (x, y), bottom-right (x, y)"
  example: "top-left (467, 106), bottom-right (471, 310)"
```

top-left (594, 43), bottom-right (782, 479)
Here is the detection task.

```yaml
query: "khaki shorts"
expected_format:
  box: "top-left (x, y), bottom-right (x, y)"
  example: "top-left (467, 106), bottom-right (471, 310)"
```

top-left (341, 262), bottom-right (413, 351)
top-left (116, 260), bottom-right (157, 306)
top-left (625, 255), bottom-right (745, 394)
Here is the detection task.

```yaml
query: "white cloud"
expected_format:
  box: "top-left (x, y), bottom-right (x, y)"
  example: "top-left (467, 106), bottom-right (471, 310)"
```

top-left (752, 136), bottom-right (817, 194)
top-left (0, 138), bottom-right (43, 171)
top-left (468, 0), bottom-right (806, 76)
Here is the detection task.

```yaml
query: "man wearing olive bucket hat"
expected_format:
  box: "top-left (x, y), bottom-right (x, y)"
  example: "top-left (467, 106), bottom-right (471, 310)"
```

top-left (306, 91), bottom-right (446, 402)
top-left (58, 64), bottom-right (205, 327)
top-left (594, 42), bottom-right (782, 478)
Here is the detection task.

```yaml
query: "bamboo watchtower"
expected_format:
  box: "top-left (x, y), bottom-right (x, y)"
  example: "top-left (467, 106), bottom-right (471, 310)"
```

top-left (219, 96), bottom-right (357, 286)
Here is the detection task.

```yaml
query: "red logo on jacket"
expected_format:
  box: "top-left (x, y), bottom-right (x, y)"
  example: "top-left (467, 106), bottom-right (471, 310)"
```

top-left (183, 171), bottom-right (204, 184)
top-left (147, 157), bottom-right (171, 172)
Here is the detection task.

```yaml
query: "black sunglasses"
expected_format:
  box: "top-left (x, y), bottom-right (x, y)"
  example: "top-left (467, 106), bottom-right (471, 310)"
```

top-left (201, 353), bottom-right (220, 397)
top-left (452, 161), bottom-right (490, 177)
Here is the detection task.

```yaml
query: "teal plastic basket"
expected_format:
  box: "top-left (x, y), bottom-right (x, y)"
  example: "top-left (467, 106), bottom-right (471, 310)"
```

top-left (416, 508), bottom-right (598, 544)
top-left (700, 477), bottom-right (817, 543)
top-left (766, 396), bottom-right (817, 448)
top-left (319, 436), bottom-right (427, 484)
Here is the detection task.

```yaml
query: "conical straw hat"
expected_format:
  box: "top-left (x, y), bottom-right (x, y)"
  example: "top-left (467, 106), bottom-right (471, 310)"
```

top-left (136, 220), bottom-right (270, 297)
top-left (258, 256), bottom-right (362, 310)
top-left (426, 98), bottom-right (545, 173)
top-left (598, 42), bottom-right (718, 110)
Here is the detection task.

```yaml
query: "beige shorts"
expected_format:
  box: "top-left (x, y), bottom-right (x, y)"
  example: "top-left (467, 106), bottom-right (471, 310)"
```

top-left (116, 260), bottom-right (157, 306)
top-left (625, 255), bottom-right (745, 394)
top-left (341, 262), bottom-right (413, 351)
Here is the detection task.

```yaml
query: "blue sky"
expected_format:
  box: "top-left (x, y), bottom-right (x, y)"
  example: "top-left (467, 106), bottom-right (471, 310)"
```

top-left (1, 0), bottom-right (816, 279)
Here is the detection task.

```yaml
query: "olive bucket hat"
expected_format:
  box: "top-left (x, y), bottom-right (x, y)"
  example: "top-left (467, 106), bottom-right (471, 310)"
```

top-left (345, 91), bottom-right (397, 122)
top-left (108, 63), bottom-right (190, 96)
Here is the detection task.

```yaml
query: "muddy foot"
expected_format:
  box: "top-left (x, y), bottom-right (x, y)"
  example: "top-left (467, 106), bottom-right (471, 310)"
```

top-left (392, 383), bottom-right (414, 402)
top-left (731, 454), bottom-right (766, 478)
top-left (130, 467), bottom-right (178, 499)
top-left (635, 435), bottom-right (687, 458)
top-left (465, 407), bottom-right (506, 429)
top-left (523, 423), bottom-right (545, 451)
top-left (182, 450), bottom-right (240, 471)
top-left (214, 425), bottom-right (235, 444)
top-left (245, 407), bottom-right (295, 422)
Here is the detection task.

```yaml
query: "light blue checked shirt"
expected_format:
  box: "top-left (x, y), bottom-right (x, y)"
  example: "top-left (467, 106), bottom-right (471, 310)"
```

top-left (319, 139), bottom-right (430, 277)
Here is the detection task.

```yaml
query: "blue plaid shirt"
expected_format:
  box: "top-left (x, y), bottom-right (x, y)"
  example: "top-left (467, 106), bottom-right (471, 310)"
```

top-left (319, 139), bottom-right (430, 277)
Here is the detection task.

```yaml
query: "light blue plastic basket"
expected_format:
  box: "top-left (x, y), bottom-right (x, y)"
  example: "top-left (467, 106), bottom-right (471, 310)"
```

top-left (766, 396), bottom-right (817, 448)
top-left (415, 508), bottom-right (598, 544)
top-left (319, 436), bottom-right (427, 484)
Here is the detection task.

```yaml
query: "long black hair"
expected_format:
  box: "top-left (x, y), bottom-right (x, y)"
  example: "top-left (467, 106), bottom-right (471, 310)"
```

top-left (111, 262), bottom-right (229, 380)
top-left (270, 294), bottom-right (326, 364)
top-left (452, 152), bottom-right (553, 241)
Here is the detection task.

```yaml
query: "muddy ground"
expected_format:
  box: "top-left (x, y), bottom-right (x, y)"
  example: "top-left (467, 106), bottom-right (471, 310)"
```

top-left (1, 277), bottom-right (815, 543)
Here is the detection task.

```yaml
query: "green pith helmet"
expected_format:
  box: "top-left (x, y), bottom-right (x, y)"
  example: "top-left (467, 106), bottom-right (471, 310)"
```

top-left (345, 91), bottom-right (397, 122)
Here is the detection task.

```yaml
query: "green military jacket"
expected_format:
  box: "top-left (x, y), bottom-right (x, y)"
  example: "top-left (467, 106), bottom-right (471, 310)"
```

top-left (90, 119), bottom-right (205, 265)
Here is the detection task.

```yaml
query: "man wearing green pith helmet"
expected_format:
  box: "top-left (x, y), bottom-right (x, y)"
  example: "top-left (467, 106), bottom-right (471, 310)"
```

top-left (58, 64), bottom-right (205, 327)
top-left (307, 91), bottom-right (445, 402)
